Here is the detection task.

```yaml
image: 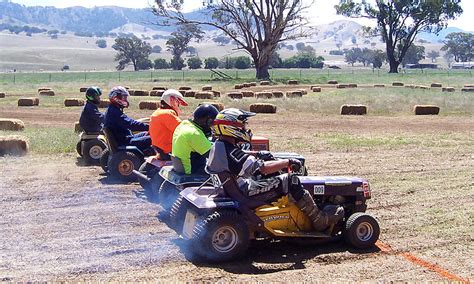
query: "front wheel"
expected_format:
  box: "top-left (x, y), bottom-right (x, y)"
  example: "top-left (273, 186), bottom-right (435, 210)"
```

top-left (158, 181), bottom-right (180, 214)
top-left (100, 149), bottom-right (110, 172)
top-left (344, 213), bottom-right (380, 249)
top-left (109, 151), bottom-right (141, 182)
top-left (83, 139), bottom-right (107, 165)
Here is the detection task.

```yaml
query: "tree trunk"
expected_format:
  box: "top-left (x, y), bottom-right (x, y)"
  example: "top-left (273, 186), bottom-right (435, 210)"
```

top-left (386, 47), bottom-right (399, 73)
top-left (254, 54), bottom-right (270, 80)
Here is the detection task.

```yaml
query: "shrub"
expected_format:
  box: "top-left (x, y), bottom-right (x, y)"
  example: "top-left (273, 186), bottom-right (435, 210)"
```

top-left (96, 39), bottom-right (107, 48)
top-left (151, 45), bottom-right (162, 53)
top-left (234, 56), bottom-right (251, 69)
top-left (154, 58), bottom-right (169, 69)
top-left (187, 57), bottom-right (202, 69)
top-left (205, 57), bottom-right (219, 69)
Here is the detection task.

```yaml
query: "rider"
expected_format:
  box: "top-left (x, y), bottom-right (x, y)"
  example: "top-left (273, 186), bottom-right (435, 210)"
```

top-left (149, 89), bottom-right (188, 160)
top-left (104, 86), bottom-right (151, 151)
top-left (207, 108), bottom-right (344, 232)
top-left (79, 86), bottom-right (104, 133)
top-left (172, 104), bottom-right (219, 175)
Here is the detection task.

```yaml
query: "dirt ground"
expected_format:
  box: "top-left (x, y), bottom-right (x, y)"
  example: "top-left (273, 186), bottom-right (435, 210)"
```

top-left (0, 108), bottom-right (473, 281)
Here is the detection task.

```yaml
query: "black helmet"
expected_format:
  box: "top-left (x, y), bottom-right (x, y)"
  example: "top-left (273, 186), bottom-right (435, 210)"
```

top-left (85, 86), bottom-right (102, 103)
top-left (193, 104), bottom-right (219, 121)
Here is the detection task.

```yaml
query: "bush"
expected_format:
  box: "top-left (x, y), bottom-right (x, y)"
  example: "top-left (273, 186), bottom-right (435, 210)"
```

top-left (154, 58), bottom-right (169, 69)
top-left (137, 59), bottom-right (153, 70)
top-left (204, 57), bottom-right (219, 69)
top-left (187, 57), bottom-right (202, 69)
top-left (284, 53), bottom-right (324, 68)
top-left (151, 45), bottom-right (162, 53)
top-left (96, 39), bottom-right (107, 48)
top-left (170, 57), bottom-right (185, 70)
top-left (234, 56), bottom-right (251, 69)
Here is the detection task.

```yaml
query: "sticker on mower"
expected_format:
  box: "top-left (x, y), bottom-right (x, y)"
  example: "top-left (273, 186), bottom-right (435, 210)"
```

top-left (182, 210), bottom-right (198, 239)
top-left (313, 185), bottom-right (325, 195)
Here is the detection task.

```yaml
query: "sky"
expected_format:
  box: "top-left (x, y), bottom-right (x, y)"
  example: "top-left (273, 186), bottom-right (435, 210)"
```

top-left (7, 0), bottom-right (474, 31)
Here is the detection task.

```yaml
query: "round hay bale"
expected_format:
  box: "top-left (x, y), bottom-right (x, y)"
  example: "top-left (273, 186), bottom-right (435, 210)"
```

top-left (272, 91), bottom-right (284, 98)
top-left (0, 119), bottom-right (25, 131)
top-left (347, 83), bottom-right (358, 88)
top-left (255, 92), bottom-right (272, 99)
top-left (199, 102), bottom-right (224, 111)
top-left (413, 105), bottom-right (440, 115)
top-left (74, 122), bottom-right (83, 133)
top-left (79, 87), bottom-right (87, 92)
top-left (249, 103), bottom-right (277, 114)
top-left (431, 83), bottom-right (442, 88)
top-left (152, 86), bottom-right (167, 91)
top-left (287, 80), bottom-right (299, 85)
top-left (184, 90), bottom-right (196, 98)
top-left (286, 91), bottom-right (303, 98)
top-left (242, 91), bottom-right (255, 98)
top-left (18, 98), bottom-right (39, 107)
top-left (139, 101), bottom-right (160, 110)
top-left (179, 86), bottom-right (192, 91)
top-left (39, 90), bottom-right (55, 96)
top-left (64, 98), bottom-right (85, 107)
top-left (98, 100), bottom-right (110, 108)
top-left (0, 92), bottom-right (5, 98)
top-left (312, 87), bottom-right (322, 92)
top-left (392, 82), bottom-right (404, 87)
top-left (234, 84), bottom-right (243, 89)
top-left (242, 83), bottom-right (251, 88)
top-left (328, 80), bottom-right (338, 85)
top-left (37, 87), bottom-right (51, 92)
top-left (128, 90), bottom-right (136, 96)
top-left (132, 90), bottom-right (149, 96)
top-left (442, 87), bottom-right (455, 92)
top-left (461, 88), bottom-right (474, 92)
top-left (150, 90), bottom-right (164, 97)
top-left (195, 92), bottom-right (213, 100)
top-left (249, 82), bottom-right (257, 87)
top-left (260, 81), bottom-right (270, 86)
top-left (202, 85), bottom-right (212, 91)
top-left (226, 92), bottom-right (243, 99)
top-left (0, 135), bottom-right (29, 156)
top-left (373, 84), bottom-right (385, 88)
top-left (212, 90), bottom-right (221, 97)
top-left (340, 104), bottom-right (368, 115)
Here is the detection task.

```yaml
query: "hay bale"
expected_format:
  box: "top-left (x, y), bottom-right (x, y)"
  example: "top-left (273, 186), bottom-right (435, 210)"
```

top-left (74, 122), bottom-right (83, 133)
top-left (337, 84), bottom-right (348, 89)
top-left (328, 80), bottom-right (338, 85)
top-left (178, 90), bottom-right (186, 96)
top-left (0, 119), bottom-right (25, 131)
top-left (0, 135), bottom-right (29, 156)
top-left (312, 87), bottom-right (322, 92)
top-left (461, 88), bottom-right (474, 92)
top-left (184, 90), bottom-right (196, 98)
top-left (18, 98), bottom-right (39, 107)
top-left (463, 84), bottom-right (474, 88)
top-left (255, 92), bottom-right (272, 99)
top-left (234, 84), bottom-right (243, 89)
top-left (37, 87), bottom-right (51, 92)
top-left (39, 90), bottom-right (55, 96)
top-left (152, 86), bottom-right (167, 91)
top-left (242, 91), bottom-right (255, 98)
top-left (249, 103), bottom-right (277, 114)
top-left (414, 105), bottom-right (440, 115)
top-left (128, 90), bottom-right (135, 96)
top-left (132, 90), bottom-right (149, 96)
top-left (286, 91), bottom-right (303, 98)
top-left (405, 85), bottom-right (415, 89)
top-left (415, 85), bottom-right (429, 90)
top-left (392, 82), bottom-right (404, 87)
top-left (212, 90), bottom-right (221, 97)
top-left (199, 102), bottom-right (225, 111)
top-left (272, 91), bottom-right (284, 98)
top-left (340, 104), bottom-right (368, 115)
top-left (250, 82), bottom-right (257, 86)
top-left (287, 80), bottom-right (299, 85)
top-left (179, 86), bottom-right (192, 91)
top-left (242, 83), bottom-right (251, 88)
top-left (202, 85), bottom-right (212, 91)
top-left (79, 87), bottom-right (87, 92)
top-left (260, 81), bottom-right (270, 86)
top-left (374, 84), bottom-right (385, 88)
top-left (0, 92), bottom-right (5, 98)
top-left (431, 83), bottom-right (442, 88)
top-left (347, 83), bottom-right (358, 88)
top-left (195, 92), bottom-right (213, 100)
top-left (139, 101), bottom-right (160, 110)
top-left (297, 89), bottom-right (308, 95)
top-left (150, 90), bottom-right (164, 97)
top-left (98, 100), bottom-right (110, 108)
top-left (226, 92), bottom-right (243, 99)
top-left (442, 87), bottom-right (455, 92)
top-left (64, 98), bottom-right (85, 107)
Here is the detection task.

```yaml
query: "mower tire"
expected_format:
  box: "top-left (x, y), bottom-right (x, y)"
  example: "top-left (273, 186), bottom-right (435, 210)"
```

top-left (100, 149), bottom-right (110, 172)
top-left (159, 181), bottom-right (180, 214)
top-left (83, 139), bottom-right (107, 165)
top-left (344, 212), bottom-right (380, 249)
top-left (169, 195), bottom-right (190, 234)
top-left (76, 141), bottom-right (83, 157)
top-left (109, 151), bottom-right (141, 182)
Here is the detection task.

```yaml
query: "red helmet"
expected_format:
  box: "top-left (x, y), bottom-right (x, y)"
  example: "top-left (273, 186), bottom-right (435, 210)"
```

top-left (109, 86), bottom-right (129, 108)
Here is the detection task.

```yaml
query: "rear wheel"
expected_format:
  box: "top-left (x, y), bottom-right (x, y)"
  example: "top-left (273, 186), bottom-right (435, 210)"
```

top-left (159, 181), bottom-right (180, 214)
top-left (344, 213), bottom-right (380, 249)
top-left (83, 139), bottom-right (107, 165)
top-left (169, 195), bottom-right (190, 234)
top-left (109, 151), bottom-right (141, 182)
top-left (76, 141), bottom-right (83, 157)
top-left (100, 149), bottom-right (110, 172)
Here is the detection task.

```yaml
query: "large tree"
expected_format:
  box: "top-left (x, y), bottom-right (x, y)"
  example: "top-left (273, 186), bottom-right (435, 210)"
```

top-left (166, 24), bottom-right (203, 70)
top-left (112, 36), bottom-right (152, 71)
top-left (441, 32), bottom-right (474, 62)
top-left (336, 0), bottom-right (462, 73)
top-left (153, 0), bottom-right (314, 79)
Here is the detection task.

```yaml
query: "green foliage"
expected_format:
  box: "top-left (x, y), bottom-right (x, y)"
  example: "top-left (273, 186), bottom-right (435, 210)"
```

top-left (401, 44), bottom-right (426, 67)
top-left (204, 57), bottom-right (219, 69)
top-left (112, 36), bottom-right (152, 71)
top-left (153, 58), bottom-right (169, 69)
top-left (234, 56), bottom-right (251, 69)
top-left (96, 39), bottom-right (107, 48)
top-left (441, 32), bottom-right (474, 62)
top-left (187, 57), bottom-right (202, 69)
top-left (345, 47), bottom-right (386, 68)
top-left (284, 53), bottom-right (324, 69)
top-left (166, 24), bottom-right (203, 70)
top-left (427, 50), bottom-right (440, 63)
top-left (270, 52), bottom-right (283, 68)
top-left (170, 57), bottom-right (185, 70)
top-left (137, 58), bottom-right (153, 70)
top-left (151, 45), bottom-right (162, 53)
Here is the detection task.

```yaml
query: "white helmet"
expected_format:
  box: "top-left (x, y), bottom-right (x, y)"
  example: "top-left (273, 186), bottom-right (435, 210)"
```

top-left (161, 89), bottom-right (188, 108)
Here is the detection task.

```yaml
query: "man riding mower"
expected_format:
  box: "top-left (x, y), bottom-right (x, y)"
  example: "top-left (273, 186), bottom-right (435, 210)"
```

top-left (171, 108), bottom-right (380, 262)
top-left (76, 86), bottom-right (107, 165)
top-left (101, 86), bottom-right (155, 181)
top-left (137, 90), bottom-right (188, 191)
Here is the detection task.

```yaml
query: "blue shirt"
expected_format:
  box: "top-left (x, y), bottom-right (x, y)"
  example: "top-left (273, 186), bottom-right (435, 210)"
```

top-left (104, 104), bottom-right (149, 146)
top-left (79, 101), bottom-right (104, 133)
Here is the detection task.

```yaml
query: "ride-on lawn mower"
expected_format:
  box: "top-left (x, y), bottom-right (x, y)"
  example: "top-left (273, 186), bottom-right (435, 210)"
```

top-left (170, 169), bottom-right (380, 262)
top-left (76, 132), bottom-right (107, 165)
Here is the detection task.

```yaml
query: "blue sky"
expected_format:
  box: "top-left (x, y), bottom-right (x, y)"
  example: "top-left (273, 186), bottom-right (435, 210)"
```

top-left (7, 0), bottom-right (474, 30)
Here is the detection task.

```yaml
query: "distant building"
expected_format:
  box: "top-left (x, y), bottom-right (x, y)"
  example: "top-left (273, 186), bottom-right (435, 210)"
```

top-left (451, 62), bottom-right (474, 69)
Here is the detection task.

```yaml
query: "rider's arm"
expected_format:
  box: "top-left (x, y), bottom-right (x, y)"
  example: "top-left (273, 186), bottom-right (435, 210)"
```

top-left (259, 159), bottom-right (290, 175)
top-left (119, 113), bottom-right (149, 132)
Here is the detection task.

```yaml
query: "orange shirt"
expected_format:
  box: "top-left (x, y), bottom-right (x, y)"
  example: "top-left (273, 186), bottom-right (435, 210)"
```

top-left (149, 108), bottom-right (181, 154)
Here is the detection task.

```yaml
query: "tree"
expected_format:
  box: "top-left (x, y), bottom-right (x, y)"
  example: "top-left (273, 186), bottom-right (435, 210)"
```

top-left (153, 0), bottom-right (313, 79)
top-left (441, 32), bottom-right (474, 62)
top-left (112, 36), bottom-right (152, 71)
top-left (151, 45), bottom-right (162, 53)
top-left (137, 58), bottom-right (154, 70)
top-left (336, 0), bottom-right (463, 73)
top-left (204, 57), bottom-right (219, 69)
top-left (96, 39), bottom-right (107, 48)
top-left (270, 52), bottom-right (283, 68)
top-left (213, 36), bottom-right (230, 46)
top-left (166, 24), bottom-right (203, 70)
top-left (345, 48), bottom-right (361, 66)
top-left (234, 56), bottom-right (251, 69)
top-left (427, 50), bottom-right (440, 63)
top-left (351, 35), bottom-right (357, 45)
top-left (401, 44), bottom-right (425, 67)
top-left (187, 57), bottom-right (202, 69)
top-left (154, 58), bottom-right (169, 69)
top-left (296, 42), bottom-right (306, 51)
top-left (186, 46), bottom-right (197, 56)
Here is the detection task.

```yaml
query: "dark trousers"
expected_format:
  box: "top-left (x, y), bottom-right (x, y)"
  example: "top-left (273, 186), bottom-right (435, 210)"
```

top-left (245, 174), bottom-right (289, 204)
top-left (127, 132), bottom-right (151, 152)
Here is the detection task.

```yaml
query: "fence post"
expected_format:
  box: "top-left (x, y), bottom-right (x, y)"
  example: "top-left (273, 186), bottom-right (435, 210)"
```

top-left (377, 69), bottom-right (380, 77)
top-left (118, 72), bottom-right (121, 82)
top-left (13, 74), bottom-right (15, 84)
top-left (151, 71), bottom-right (153, 82)
top-left (84, 72), bottom-right (86, 82)
top-left (49, 74), bottom-right (52, 82)
top-left (182, 70), bottom-right (185, 81)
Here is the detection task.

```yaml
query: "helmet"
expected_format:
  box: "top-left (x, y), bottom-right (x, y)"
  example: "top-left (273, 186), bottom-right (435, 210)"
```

top-left (108, 86), bottom-right (129, 108)
top-left (212, 108), bottom-right (256, 143)
top-left (193, 104), bottom-right (219, 121)
top-left (85, 86), bottom-right (102, 102)
top-left (161, 89), bottom-right (188, 108)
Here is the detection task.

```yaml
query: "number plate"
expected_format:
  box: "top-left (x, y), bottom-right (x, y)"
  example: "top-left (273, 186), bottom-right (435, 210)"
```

top-left (182, 210), bottom-right (198, 240)
top-left (313, 185), bottom-right (325, 195)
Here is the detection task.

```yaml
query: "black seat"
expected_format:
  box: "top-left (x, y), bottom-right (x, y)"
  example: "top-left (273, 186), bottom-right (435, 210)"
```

top-left (102, 127), bottom-right (118, 153)
top-left (171, 155), bottom-right (186, 174)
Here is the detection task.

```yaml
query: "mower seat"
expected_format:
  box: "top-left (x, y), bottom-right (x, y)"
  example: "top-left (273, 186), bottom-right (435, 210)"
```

top-left (102, 127), bottom-right (153, 157)
top-left (159, 165), bottom-right (210, 186)
top-left (102, 127), bottom-right (119, 153)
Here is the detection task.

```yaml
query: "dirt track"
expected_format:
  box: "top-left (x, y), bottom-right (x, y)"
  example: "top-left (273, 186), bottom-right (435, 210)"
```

top-left (0, 114), bottom-right (473, 281)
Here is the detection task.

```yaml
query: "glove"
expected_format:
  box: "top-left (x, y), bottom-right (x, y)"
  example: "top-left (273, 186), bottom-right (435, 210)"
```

top-left (288, 158), bottom-right (302, 172)
top-left (257, 150), bottom-right (275, 161)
